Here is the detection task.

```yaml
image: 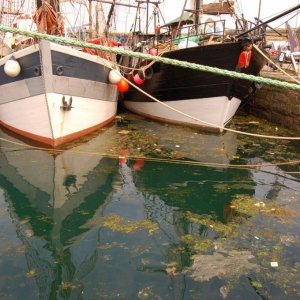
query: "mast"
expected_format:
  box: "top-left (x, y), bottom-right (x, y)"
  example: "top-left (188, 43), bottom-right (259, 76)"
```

top-left (88, 0), bottom-right (93, 39)
top-left (105, 0), bottom-right (115, 37)
top-left (175, 0), bottom-right (188, 38)
top-left (134, 0), bottom-right (162, 33)
top-left (195, 0), bottom-right (202, 35)
top-left (57, 0), bottom-right (141, 38)
top-left (133, 1), bottom-right (141, 34)
top-left (36, 0), bottom-right (59, 11)
top-left (146, 0), bottom-right (149, 35)
top-left (36, 0), bottom-right (42, 8)
top-left (257, 0), bottom-right (262, 25)
top-left (195, 0), bottom-right (202, 26)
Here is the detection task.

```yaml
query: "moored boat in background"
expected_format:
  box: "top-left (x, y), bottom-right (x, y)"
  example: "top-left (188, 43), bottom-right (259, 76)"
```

top-left (119, 1), bottom-right (300, 131)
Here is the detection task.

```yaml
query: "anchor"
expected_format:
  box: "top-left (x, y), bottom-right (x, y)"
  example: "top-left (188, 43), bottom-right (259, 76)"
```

top-left (61, 96), bottom-right (73, 111)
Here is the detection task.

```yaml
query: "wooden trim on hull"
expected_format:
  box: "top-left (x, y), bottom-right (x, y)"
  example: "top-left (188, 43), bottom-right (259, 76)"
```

top-left (0, 115), bottom-right (116, 148)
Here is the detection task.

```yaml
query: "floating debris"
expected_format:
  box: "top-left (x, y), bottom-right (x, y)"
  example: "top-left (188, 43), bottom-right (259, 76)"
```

top-left (184, 212), bottom-right (239, 238)
top-left (187, 250), bottom-right (260, 282)
top-left (180, 235), bottom-right (214, 253)
top-left (83, 214), bottom-right (158, 235)
top-left (103, 255), bottom-right (112, 262)
top-left (165, 262), bottom-right (177, 276)
top-left (97, 242), bottom-right (129, 251)
top-left (24, 229), bottom-right (34, 237)
top-left (20, 218), bottom-right (30, 225)
top-left (231, 195), bottom-right (295, 219)
top-left (132, 246), bottom-right (150, 256)
top-left (118, 130), bottom-right (130, 135)
top-left (271, 261), bottom-right (279, 267)
top-left (251, 280), bottom-right (263, 289)
top-left (0, 207), bottom-right (6, 216)
top-left (16, 244), bottom-right (27, 254)
top-left (220, 285), bottom-right (230, 299)
top-left (279, 234), bottom-right (298, 246)
top-left (137, 286), bottom-right (159, 299)
top-left (26, 269), bottom-right (38, 278)
top-left (60, 281), bottom-right (77, 290)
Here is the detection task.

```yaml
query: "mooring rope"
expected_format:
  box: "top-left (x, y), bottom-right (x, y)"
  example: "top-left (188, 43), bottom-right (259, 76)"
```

top-left (1, 25), bottom-right (300, 91)
top-left (253, 44), bottom-right (300, 85)
top-left (1, 137), bottom-right (300, 175)
top-left (1, 26), bottom-right (300, 140)
top-left (121, 74), bottom-right (300, 140)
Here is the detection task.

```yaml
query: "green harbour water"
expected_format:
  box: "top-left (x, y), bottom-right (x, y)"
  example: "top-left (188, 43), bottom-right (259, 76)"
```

top-left (0, 109), bottom-right (300, 300)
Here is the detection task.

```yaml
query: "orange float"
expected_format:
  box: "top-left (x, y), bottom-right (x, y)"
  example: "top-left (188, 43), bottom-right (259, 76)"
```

top-left (117, 79), bottom-right (129, 92)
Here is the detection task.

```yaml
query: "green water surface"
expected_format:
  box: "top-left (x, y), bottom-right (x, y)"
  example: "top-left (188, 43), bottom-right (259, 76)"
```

top-left (0, 109), bottom-right (299, 300)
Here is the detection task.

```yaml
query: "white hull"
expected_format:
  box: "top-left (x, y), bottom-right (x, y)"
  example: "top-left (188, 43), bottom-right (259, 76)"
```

top-left (123, 96), bottom-right (241, 131)
top-left (1, 92), bottom-right (117, 146)
top-left (0, 40), bottom-right (118, 147)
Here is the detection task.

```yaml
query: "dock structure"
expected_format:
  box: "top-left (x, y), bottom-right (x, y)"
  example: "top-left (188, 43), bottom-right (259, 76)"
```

top-left (246, 66), bottom-right (300, 134)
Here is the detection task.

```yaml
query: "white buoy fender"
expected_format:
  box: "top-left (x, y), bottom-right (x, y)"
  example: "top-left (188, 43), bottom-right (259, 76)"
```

top-left (108, 69), bottom-right (122, 84)
top-left (4, 56), bottom-right (21, 77)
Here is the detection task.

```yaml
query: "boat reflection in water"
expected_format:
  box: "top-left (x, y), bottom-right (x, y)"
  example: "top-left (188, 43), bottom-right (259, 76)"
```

top-left (0, 122), bottom-right (299, 300)
top-left (0, 127), bottom-right (120, 299)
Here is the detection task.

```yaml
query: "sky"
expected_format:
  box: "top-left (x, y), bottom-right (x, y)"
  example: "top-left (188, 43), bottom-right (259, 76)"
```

top-left (160, 0), bottom-right (300, 28)
top-left (96, 0), bottom-right (300, 33)
top-left (4, 0), bottom-right (300, 33)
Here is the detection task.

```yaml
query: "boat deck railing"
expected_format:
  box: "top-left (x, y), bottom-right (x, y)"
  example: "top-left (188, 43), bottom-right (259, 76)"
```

top-left (135, 18), bottom-right (266, 52)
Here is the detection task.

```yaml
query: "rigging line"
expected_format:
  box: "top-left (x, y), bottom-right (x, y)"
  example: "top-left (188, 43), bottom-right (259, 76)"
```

top-left (270, 12), bottom-right (299, 29)
top-left (119, 75), bottom-right (300, 140)
top-left (114, 45), bottom-right (298, 139)
top-left (1, 136), bottom-right (300, 171)
top-left (115, 156), bottom-right (300, 171)
top-left (259, 4), bottom-right (300, 24)
top-left (253, 44), bottom-right (300, 85)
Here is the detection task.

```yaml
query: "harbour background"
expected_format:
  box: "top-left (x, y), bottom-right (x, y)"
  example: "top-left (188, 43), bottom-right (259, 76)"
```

top-left (0, 106), bottom-right (300, 299)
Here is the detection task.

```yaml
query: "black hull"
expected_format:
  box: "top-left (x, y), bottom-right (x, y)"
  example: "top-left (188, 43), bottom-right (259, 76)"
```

top-left (124, 42), bottom-right (266, 102)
